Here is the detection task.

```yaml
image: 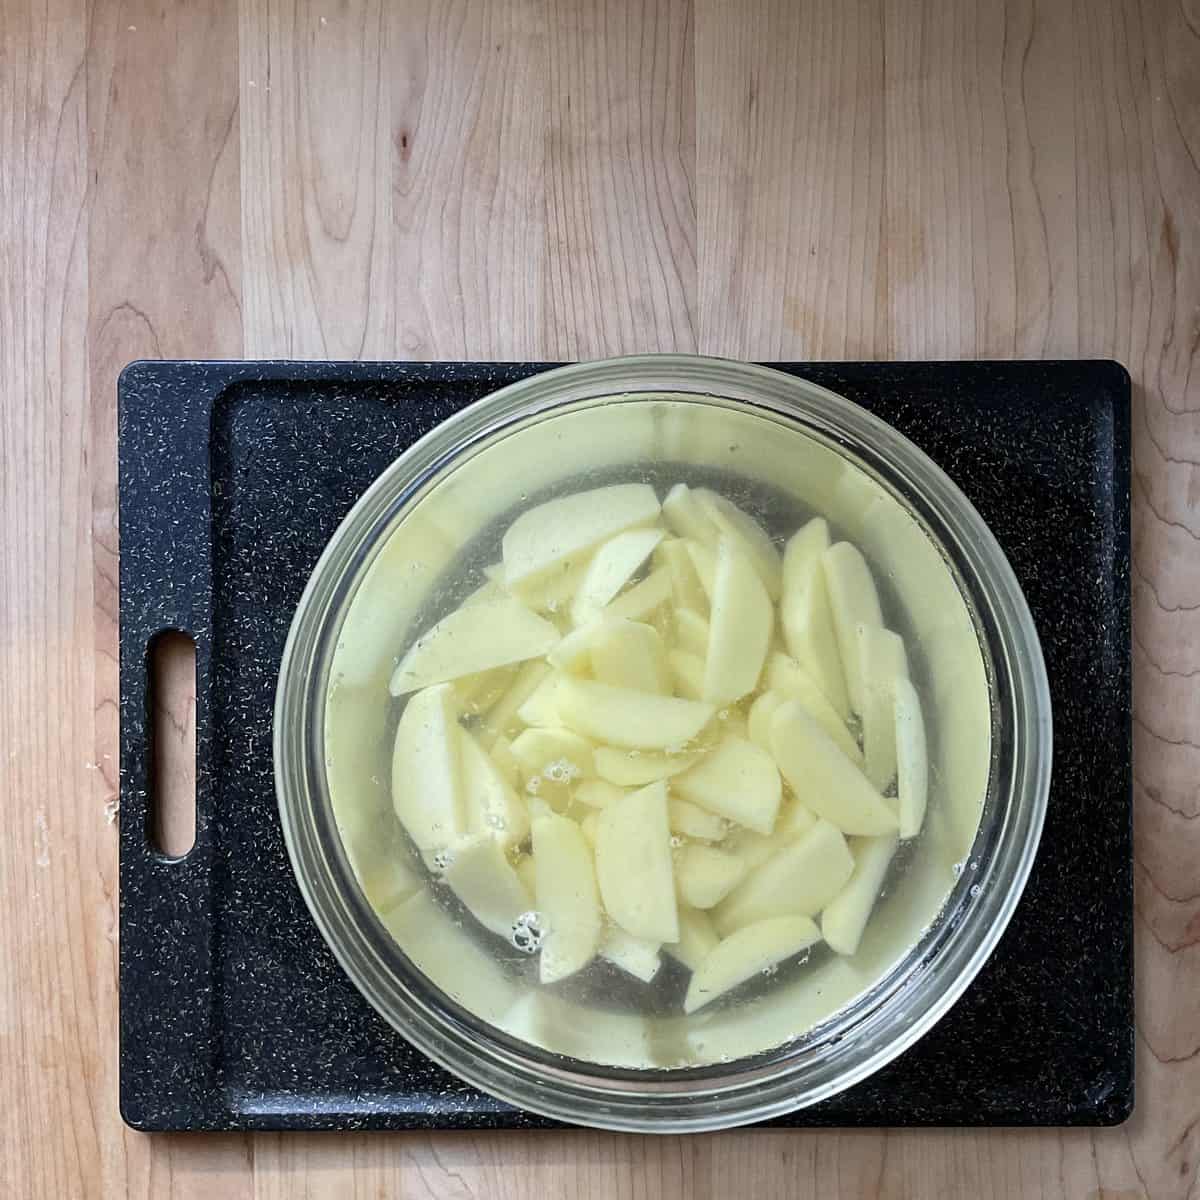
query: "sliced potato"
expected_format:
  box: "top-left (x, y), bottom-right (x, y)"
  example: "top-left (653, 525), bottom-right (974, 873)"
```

top-left (693, 489), bottom-right (783, 601)
top-left (668, 649), bottom-right (706, 700)
top-left (685, 540), bottom-right (716, 600)
top-left (453, 663), bottom-right (520, 714)
top-left (515, 852), bottom-right (537, 898)
top-left (358, 854), bottom-right (422, 915)
top-left (675, 844), bottom-right (746, 910)
top-left (392, 684), bottom-right (465, 859)
top-left (765, 652), bottom-right (862, 765)
top-left (443, 835), bottom-right (533, 938)
top-left (684, 915), bottom-right (821, 1013)
top-left (557, 678), bottom-right (715, 750)
top-left (747, 689), bottom-right (787, 751)
top-left (575, 778), bottom-right (626, 809)
top-left (713, 819), bottom-right (854, 934)
top-left (662, 482), bottom-right (720, 543)
top-left (769, 700), bottom-right (898, 836)
top-left (580, 810), bottom-right (600, 847)
top-left (673, 607), bottom-right (710, 658)
top-left (390, 593), bottom-right (560, 696)
top-left (858, 625), bottom-right (909, 789)
top-left (593, 746), bottom-right (701, 787)
top-left (516, 670), bottom-right (567, 728)
top-left (822, 834), bottom-right (899, 955)
top-left (668, 797), bottom-right (727, 841)
top-left (704, 537), bottom-right (773, 704)
top-left (477, 659), bottom-right (551, 746)
top-left (594, 781), bottom-right (679, 943)
top-left (674, 735), bottom-right (782, 834)
top-left (487, 734), bottom-right (521, 789)
top-left (502, 483), bottom-right (661, 587)
top-left (600, 928), bottom-right (662, 982)
top-left (547, 620), bottom-right (606, 673)
top-left (893, 676), bottom-right (928, 838)
top-left (533, 813), bottom-right (602, 983)
top-left (571, 528), bottom-right (666, 625)
top-left (510, 727), bottom-right (596, 782)
top-left (460, 727), bottom-right (530, 848)
top-left (510, 554), bottom-right (591, 614)
top-left (822, 541), bottom-right (883, 713)
top-left (780, 518), bottom-right (849, 718)
top-left (775, 798), bottom-right (818, 840)
top-left (656, 538), bottom-right (709, 613)
top-left (590, 619), bottom-right (671, 694)
top-left (603, 565), bottom-right (672, 622)
top-left (663, 905), bottom-right (719, 972)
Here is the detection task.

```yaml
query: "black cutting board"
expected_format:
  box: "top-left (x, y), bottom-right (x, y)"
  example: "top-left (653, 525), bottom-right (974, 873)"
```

top-left (117, 360), bottom-right (1132, 1131)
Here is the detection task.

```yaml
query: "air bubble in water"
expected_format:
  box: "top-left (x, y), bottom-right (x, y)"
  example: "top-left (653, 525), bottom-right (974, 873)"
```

top-left (526, 775), bottom-right (542, 795)
top-left (432, 849), bottom-right (454, 873)
top-left (669, 835), bottom-right (684, 849)
top-left (952, 861), bottom-right (965, 880)
top-left (544, 757), bottom-right (581, 784)
top-left (969, 884), bottom-right (981, 898)
top-left (761, 964), bottom-right (778, 977)
top-left (511, 910), bottom-right (544, 954)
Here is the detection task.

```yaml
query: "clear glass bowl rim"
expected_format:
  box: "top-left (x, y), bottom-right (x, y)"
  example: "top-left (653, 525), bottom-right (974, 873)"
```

top-left (274, 353), bottom-right (1052, 1133)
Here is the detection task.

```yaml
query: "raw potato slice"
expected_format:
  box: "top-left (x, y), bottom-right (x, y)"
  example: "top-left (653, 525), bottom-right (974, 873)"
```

top-left (858, 625), bottom-right (909, 789)
top-left (460, 728), bottom-right (530, 848)
top-left (590, 620), bottom-right (671, 694)
top-left (675, 845), bottom-right (746, 910)
top-left (502, 483), bottom-right (661, 587)
top-left (533, 813), bottom-right (602, 983)
top-left (704, 537), bottom-right (773, 704)
top-left (685, 541), bottom-right (716, 600)
top-left (668, 797), bottom-right (727, 841)
top-left (515, 853), bottom-right (537, 898)
top-left (358, 854), bottom-right (422, 915)
top-left (775, 798), bottom-right (818, 840)
top-left (684, 915), bottom-right (821, 1013)
top-left (593, 746), bottom-right (700, 787)
top-left (604, 565), bottom-right (673, 621)
top-left (510, 554), bottom-right (591, 613)
top-left (557, 678), bottom-right (715, 750)
top-left (769, 701), bottom-right (898, 836)
top-left (822, 834), bottom-right (899, 955)
top-left (663, 905), bottom-right (719, 972)
top-left (694, 489), bottom-right (783, 601)
top-left (673, 608), bottom-right (710, 657)
top-left (748, 689), bottom-right (787, 751)
top-left (822, 542), bottom-right (883, 713)
top-left (780, 518), bottom-right (849, 718)
top-left (580, 810), bottom-right (600, 847)
top-left (600, 928), bottom-right (662, 982)
top-left (510, 727), bottom-right (596, 782)
top-left (668, 649), bottom-right (705, 700)
top-left (575, 779), bottom-right (626, 809)
top-left (389, 593), bottom-right (561, 695)
top-left (893, 676), bottom-right (928, 838)
top-left (713, 819), bottom-right (854, 934)
top-left (488, 736), bottom-right (521, 788)
top-left (594, 781), bottom-right (680, 943)
top-left (657, 538), bottom-right (708, 613)
top-left (453, 663), bottom-right (519, 714)
top-left (392, 685), bottom-right (465, 859)
top-left (477, 660), bottom-right (551, 746)
top-left (571, 528), bottom-right (665, 625)
top-left (765, 653), bottom-right (863, 765)
top-left (443, 836), bottom-right (533, 939)
top-left (662, 483), bottom-right (720, 543)
top-left (516, 671), bottom-right (567, 728)
top-left (547, 620), bottom-right (606, 673)
top-left (674, 735), bottom-right (782, 834)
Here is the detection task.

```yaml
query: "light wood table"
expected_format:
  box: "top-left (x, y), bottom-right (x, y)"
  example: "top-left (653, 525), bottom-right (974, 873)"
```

top-left (3, 0), bottom-right (1196, 1195)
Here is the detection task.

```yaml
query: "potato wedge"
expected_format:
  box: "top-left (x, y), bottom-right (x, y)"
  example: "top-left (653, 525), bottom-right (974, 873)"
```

top-left (674, 735), bottom-right (782, 834)
top-left (502, 483), bottom-right (661, 587)
top-left (460, 727), bottom-right (530, 847)
top-left (858, 625), bottom-right (909, 789)
top-left (668, 649), bottom-right (706, 700)
top-left (703, 537), bottom-right (773, 704)
top-left (668, 797), bottom-right (727, 842)
top-left (656, 538), bottom-right (709, 613)
top-left (510, 727), bottom-right (596, 782)
top-left (533, 813), bottom-right (602, 983)
top-left (590, 619), bottom-right (671, 694)
top-left (390, 593), bottom-right (560, 695)
top-left (747, 689), bottom-right (787, 752)
top-left (822, 541), bottom-right (883, 713)
top-left (663, 905), bottom-right (720, 972)
top-left (391, 684), bottom-right (465, 860)
top-left (443, 835), bottom-right (533, 939)
top-left (476, 659), bottom-right (551, 746)
top-left (769, 700), bottom-right (898, 836)
top-left (684, 915), bottom-right (821, 1013)
top-left (662, 483), bottom-right (720, 543)
top-left (765, 652), bottom-right (862, 766)
top-left (557, 678), bottom-right (715, 750)
top-left (893, 676), bottom-right (928, 838)
top-left (675, 845), bottom-right (746, 910)
top-left (713, 819), bottom-right (854, 934)
top-left (594, 781), bottom-right (680, 943)
top-left (694, 488), bottom-right (783, 601)
top-left (593, 746), bottom-right (700, 787)
top-left (822, 834), bottom-right (898, 955)
top-left (571, 528), bottom-right (666, 625)
top-left (600, 928), bottom-right (662, 982)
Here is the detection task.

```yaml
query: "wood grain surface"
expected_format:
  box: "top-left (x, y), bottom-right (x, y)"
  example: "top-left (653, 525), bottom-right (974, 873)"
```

top-left (1, 0), bottom-right (1197, 1195)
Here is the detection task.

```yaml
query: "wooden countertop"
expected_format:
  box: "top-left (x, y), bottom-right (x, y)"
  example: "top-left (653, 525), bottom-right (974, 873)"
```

top-left (3, 0), bottom-right (1196, 1195)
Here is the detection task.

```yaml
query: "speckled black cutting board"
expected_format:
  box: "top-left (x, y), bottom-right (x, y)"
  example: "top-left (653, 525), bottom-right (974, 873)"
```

top-left (118, 360), bottom-right (1132, 1132)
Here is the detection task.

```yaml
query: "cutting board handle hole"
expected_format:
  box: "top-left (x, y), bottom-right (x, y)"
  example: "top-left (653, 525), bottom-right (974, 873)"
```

top-left (150, 630), bottom-right (197, 859)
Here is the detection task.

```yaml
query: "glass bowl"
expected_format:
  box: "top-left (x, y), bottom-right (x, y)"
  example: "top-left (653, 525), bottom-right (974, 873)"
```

top-left (274, 354), bottom-right (1051, 1132)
